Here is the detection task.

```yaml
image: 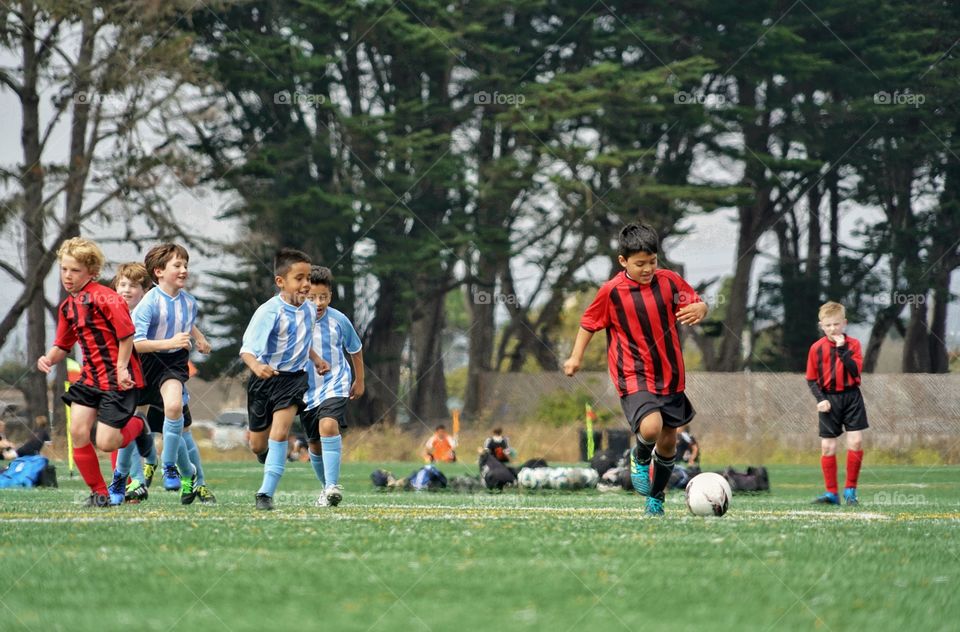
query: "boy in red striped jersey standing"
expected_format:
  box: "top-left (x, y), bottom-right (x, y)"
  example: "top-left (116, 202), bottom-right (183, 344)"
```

top-left (564, 223), bottom-right (708, 516)
top-left (37, 238), bottom-right (150, 507)
top-left (806, 301), bottom-right (868, 506)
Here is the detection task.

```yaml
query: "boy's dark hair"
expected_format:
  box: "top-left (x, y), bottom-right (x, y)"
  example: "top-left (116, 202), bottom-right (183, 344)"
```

top-left (618, 223), bottom-right (659, 258)
top-left (492, 427), bottom-right (502, 435)
top-left (144, 243), bottom-right (190, 283)
top-left (435, 424), bottom-right (446, 432)
top-left (310, 265), bottom-right (334, 287)
top-left (274, 248), bottom-right (311, 278)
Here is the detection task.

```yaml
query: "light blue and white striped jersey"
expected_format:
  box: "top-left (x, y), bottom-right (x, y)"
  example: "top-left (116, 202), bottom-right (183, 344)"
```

top-left (132, 287), bottom-right (199, 353)
top-left (304, 307), bottom-right (362, 409)
top-left (240, 296), bottom-right (317, 372)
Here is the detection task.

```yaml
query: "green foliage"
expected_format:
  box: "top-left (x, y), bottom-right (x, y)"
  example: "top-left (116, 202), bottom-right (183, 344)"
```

top-left (531, 390), bottom-right (615, 427)
top-left (0, 361), bottom-right (28, 389)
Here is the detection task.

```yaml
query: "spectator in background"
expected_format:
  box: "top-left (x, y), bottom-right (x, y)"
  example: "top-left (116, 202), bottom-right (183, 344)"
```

top-left (482, 427), bottom-right (514, 463)
top-left (0, 420), bottom-right (16, 460)
top-left (676, 425), bottom-right (699, 466)
top-left (423, 425), bottom-right (457, 463)
top-left (0, 416), bottom-right (51, 459)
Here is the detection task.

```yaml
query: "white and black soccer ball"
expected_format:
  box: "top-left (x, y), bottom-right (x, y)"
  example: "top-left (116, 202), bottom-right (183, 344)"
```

top-left (685, 472), bottom-right (732, 517)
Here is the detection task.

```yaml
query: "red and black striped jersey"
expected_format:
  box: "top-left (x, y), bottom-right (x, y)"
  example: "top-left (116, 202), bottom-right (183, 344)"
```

top-left (805, 335), bottom-right (862, 394)
top-left (54, 281), bottom-right (144, 391)
top-left (581, 269), bottom-right (701, 397)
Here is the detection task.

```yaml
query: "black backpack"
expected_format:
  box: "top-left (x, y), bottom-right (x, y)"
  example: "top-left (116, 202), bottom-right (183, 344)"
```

top-left (479, 452), bottom-right (517, 490)
top-left (721, 466), bottom-right (770, 492)
top-left (589, 449), bottom-right (620, 476)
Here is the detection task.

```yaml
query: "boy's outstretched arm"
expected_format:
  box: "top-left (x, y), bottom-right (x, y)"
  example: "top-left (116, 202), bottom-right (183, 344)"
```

top-left (563, 328), bottom-right (595, 376)
top-left (37, 347), bottom-right (68, 374)
top-left (191, 325), bottom-right (211, 354)
top-left (349, 350), bottom-right (365, 399)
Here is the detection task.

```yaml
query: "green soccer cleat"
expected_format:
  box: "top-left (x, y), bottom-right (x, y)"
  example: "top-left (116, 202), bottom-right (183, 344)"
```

top-left (180, 475), bottom-right (198, 505)
top-left (125, 480), bottom-right (149, 503)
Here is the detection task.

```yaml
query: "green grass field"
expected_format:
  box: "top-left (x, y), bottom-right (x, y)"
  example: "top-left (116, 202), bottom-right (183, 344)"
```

top-left (1, 461), bottom-right (957, 631)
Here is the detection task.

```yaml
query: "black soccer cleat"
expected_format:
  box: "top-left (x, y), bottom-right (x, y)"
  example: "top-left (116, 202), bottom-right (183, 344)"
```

top-left (255, 493), bottom-right (274, 511)
top-left (180, 475), bottom-right (198, 505)
top-left (256, 451), bottom-right (268, 465)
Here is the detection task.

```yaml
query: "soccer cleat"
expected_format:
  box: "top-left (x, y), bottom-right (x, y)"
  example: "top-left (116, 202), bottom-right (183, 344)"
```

top-left (324, 484), bottom-right (343, 507)
top-left (196, 485), bottom-right (217, 504)
top-left (143, 462), bottom-right (157, 488)
top-left (813, 492), bottom-right (840, 505)
top-left (256, 450), bottom-right (268, 465)
top-left (180, 475), bottom-right (198, 505)
top-left (316, 492), bottom-right (330, 507)
top-left (125, 480), bottom-right (149, 503)
top-left (84, 492), bottom-right (111, 508)
top-left (843, 488), bottom-right (859, 506)
top-left (629, 447), bottom-right (651, 496)
top-left (108, 471), bottom-right (127, 506)
top-left (162, 464), bottom-right (180, 491)
top-left (255, 493), bottom-right (274, 511)
top-left (133, 414), bottom-right (153, 458)
top-left (644, 494), bottom-right (665, 517)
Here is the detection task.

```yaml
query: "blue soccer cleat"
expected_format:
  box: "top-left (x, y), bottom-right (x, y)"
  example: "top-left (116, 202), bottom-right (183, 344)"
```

top-left (162, 464), bottom-right (181, 491)
top-left (107, 470), bottom-right (127, 506)
top-left (630, 447), bottom-right (651, 497)
top-left (645, 494), bottom-right (665, 517)
top-left (813, 491), bottom-right (840, 505)
top-left (843, 488), bottom-right (859, 506)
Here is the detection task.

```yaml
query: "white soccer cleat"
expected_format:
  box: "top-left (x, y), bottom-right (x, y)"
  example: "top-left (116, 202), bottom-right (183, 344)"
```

top-left (324, 484), bottom-right (343, 507)
top-left (315, 492), bottom-right (330, 507)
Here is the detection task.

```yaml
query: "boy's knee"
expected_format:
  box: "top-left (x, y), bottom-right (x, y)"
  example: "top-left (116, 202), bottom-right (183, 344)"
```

top-left (821, 441), bottom-right (837, 456)
top-left (319, 418), bottom-right (340, 437)
top-left (164, 403), bottom-right (184, 420)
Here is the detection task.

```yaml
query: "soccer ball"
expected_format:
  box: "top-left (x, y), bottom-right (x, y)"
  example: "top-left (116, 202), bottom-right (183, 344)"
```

top-left (685, 472), bottom-right (732, 517)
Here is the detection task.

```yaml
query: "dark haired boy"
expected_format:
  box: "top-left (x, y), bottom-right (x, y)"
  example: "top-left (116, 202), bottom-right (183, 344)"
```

top-left (301, 266), bottom-right (364, 507)
top-left (564, 223), bottom-right (708, 516)
top-left (241, 249), bottom-right (328, 510)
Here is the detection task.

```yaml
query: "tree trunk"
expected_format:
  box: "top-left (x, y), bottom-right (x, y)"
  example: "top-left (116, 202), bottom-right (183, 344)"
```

top-left (355, 282), bottom-right (408, 426)
top-left (863, 302), bottom-right (905, 372)
top-left (19, 2), bottom-right (49, 424)
top-left (464, 268), bottom-right (496, 419)
top-left (928, 267), bottom-right (951, 373)
top-left (409, 280), bottom-right (449, 424)
top-left (716, 224), bottom-right (759, 370)
top-left (901, 297), bottom-right (931, 372)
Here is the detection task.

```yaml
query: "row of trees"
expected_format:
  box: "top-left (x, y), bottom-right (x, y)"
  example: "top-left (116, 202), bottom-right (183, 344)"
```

top-left (1, 1), bottom-right (958, 427)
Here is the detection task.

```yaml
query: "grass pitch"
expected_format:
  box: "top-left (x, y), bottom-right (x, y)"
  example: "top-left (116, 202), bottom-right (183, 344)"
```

top-left (1, 461), bottom-right (957, 631)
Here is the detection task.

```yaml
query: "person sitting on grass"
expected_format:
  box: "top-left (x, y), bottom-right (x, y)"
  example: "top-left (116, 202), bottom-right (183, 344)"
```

top-left (482, 427), bottom-right (514, 463)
